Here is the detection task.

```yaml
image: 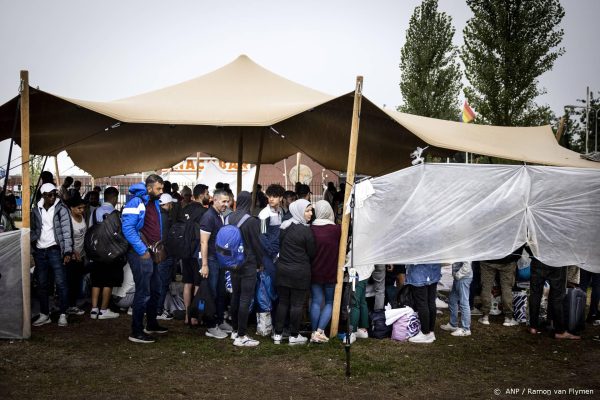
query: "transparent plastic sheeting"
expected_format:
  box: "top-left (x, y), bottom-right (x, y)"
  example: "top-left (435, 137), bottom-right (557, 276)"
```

top-left (351, 164), bottom-right (600, 272)
top-left (0, 229), bottom-right (28, 339)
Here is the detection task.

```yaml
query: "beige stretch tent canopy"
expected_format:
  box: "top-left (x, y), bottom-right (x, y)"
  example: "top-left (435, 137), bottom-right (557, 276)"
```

top-left (0, 55), bottom-right (597, 177)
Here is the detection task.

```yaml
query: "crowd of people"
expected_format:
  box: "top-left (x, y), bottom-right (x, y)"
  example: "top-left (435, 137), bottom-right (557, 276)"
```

top-left (1, 172), bottom-right (596, 348)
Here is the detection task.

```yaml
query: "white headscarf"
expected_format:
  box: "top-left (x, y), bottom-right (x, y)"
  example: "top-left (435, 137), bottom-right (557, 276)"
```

top-left (312, 200), bottom-right (335, 226)
top-left (280, 199), bottom-right (311, 230)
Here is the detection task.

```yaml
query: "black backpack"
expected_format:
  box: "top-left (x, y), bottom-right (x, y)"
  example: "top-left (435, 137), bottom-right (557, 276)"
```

top-left (84, 210), bottom-right (128, 263)
top-left (368, 309), bottom-right (392, 339)
top-left (166, 203), bottom-right (205, 259)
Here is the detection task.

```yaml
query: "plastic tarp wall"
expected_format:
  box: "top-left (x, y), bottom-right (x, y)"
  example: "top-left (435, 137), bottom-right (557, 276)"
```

top-left (352, 164), bottom-right (600, 272)
top-left (0, 229), bottom-right (29, 339)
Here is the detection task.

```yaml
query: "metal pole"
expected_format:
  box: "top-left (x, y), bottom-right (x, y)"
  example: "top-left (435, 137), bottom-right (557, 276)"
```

top-left (585, 86), bottom-right (589, 153)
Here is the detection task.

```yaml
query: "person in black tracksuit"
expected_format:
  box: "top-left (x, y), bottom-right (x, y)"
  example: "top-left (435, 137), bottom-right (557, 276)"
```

top-left (227, 191), bottom-right (264, 346)
top-left (273, 199), bottom-right (316, 345)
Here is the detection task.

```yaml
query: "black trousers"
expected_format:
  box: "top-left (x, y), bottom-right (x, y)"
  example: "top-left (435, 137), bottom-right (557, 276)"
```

top-left (66, 259), bottom-right (85, 307)
top-left (275, 285), bottom-right (306, 336)
top-left (411, 283), bottom-right (438, 334)
top-left (529, 259), bottom-right (567, 332)
top-left (230, 270), bottom-right (257, 337)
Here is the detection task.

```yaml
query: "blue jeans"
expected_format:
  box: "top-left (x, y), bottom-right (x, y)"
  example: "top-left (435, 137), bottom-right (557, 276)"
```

top-left (33, 246), bottom-right (68, 314)
top-left (128, 251), bottom-right (161, 335)
top-left (310, 283), bottom-right (335, 331)
top-left (157, 257), bottom-right (174, 314)
top-left (449, 277), bottom-right (472, 331)
top-left (208, 257), bottom-right (226, 326)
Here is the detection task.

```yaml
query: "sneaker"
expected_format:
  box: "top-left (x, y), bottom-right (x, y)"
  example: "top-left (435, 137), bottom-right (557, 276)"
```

top-left (451, 328), bottom-right (472, 337)
top-left (470, 307), bottom-right (483, 316)
top-left (315, 330), bottom-right (330, 342)
top-left (440, 323), bottom-right (458, 332)
top-left (144, 324), bottom-right (169, 334)
top-left (33, 313), bottom-right (51, 327)
top-left (127, 307), bottom-right (133, 316)
top-left (289, 334), bottom-right (308, 346)
top-left (98, 310), bottom-right (120, 320)
top-left (436, 298), bottom-right (449, 309)
top-left (478, 315), bottom-right (490, 325)
top-left (593, 320), bottom-right (600, 327)
top-left (230, 331), bottom-right (238, 340)
top-left (219, 321), bottom-right (233, 334)
top-left (233, 335), bottom-right (260, 347)
top-left (206, 326), bottom-right (228, 339)
top-left (128, 332), bottom-right (155, 344)
top-left (425, 332), bottom-right (436, 341)
top-left (408, 331), bottom-right (434, 344)
top-left (311, 331), bottom-right (325, 343)
top-left (355, 328), bottom-right (369, 339)
top-left (272, 333), bottom-right (283, 344)
top-left (58, 314), bottom-right (68, 327)
top-left (156, 310), bottom-right (174, 321)
top-left (90, 309), bottom-right (99, 319)
top-left (503, 317), bottom-right (519, 327)
top-left (344, 332), bottom-right (356, 344)
top-left (67, 306), bottom-right (85, 316)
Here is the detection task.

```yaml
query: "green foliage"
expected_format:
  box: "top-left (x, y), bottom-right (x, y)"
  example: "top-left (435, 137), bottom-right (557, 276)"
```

top-left (564, 91), bottom-right (600, 153)
top-left (399, 0), bottom-right (462, 121)
top-left (461, 0), bottom-right (565, 126)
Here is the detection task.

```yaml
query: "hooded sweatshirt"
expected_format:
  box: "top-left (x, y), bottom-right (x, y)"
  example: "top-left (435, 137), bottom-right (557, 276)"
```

top-left (227, 191), bottom-right (264, 276)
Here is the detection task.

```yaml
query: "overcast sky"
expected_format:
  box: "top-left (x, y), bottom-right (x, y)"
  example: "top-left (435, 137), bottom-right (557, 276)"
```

top-left (1, 0), bottom-right (598, 176)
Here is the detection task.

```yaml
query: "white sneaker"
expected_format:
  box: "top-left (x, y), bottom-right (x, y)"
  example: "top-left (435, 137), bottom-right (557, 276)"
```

top-left (156, 310), bottom-right (173, 321)
top-left (289, 334), bottom-right (308, 346)
top-left (436, 298), bottom-right (449, 309)
top-left (355, 328), bottom-right (369, 339)
top-left (230, 331), bottom-right (238, 340)
top-left (272, 333), bottom-right (283, 344)
top-left (127, 307), bottom-right (133, 316)
top-left (478, 315), bottom-right (490, 325)
top-left (440, 323), bottom-right (458, 332)
top-left (67, 306), bottom-right (85, 316)
top-left (33, 313), bottom-right (51, 327)
top-left (90, 309), bottom-right (99, 319)
top-left (408, 331), bottom-right (434, 343)
top-left (451, 328), bottom-right (472, 337)
top-left (503, 317), bottom-right (519, 327)
top-left (470, 307), bottom-right (483, 316)
top-left (310, 330), bottom-right (329, 343)
top-left (98, 310), bottom-right (120, 320)
top-left (425, 332), bottom-right (436, 341)
top-left (233, 335), bottom-right (260, 347)
top-left (58, 313), bottom-right (68, 327)
top-left (345, 332), bottom-right (357, 344)
top-left (206, 326), bottom-right (228, 339)
top-left (219, 321), bottom-right (233, 333)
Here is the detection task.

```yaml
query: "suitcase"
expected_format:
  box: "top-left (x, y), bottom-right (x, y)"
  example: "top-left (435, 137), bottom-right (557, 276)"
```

top-left (563, 287), bottom-right (586, 334)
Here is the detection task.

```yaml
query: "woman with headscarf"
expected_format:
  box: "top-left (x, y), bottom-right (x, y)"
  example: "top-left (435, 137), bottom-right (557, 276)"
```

top-left (226, 191), bottom-right (264, 346)
top-left (309, 200), bottom-right (341, 343)
top-left (272, 199), bottom-right (316, 345)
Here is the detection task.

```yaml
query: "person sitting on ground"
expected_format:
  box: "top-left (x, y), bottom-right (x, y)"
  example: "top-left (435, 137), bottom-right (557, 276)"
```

top-left (89, 186), bottom-right (122, 320)
top-left (529, 258), bottom-right (580, 339)
top-left (281, 190), bottom-right (297, 222)
top-left (407, 263), bottom-right (442, 344)
top-left (441, 262), bottom-right (473, 337)
top-left (65, 197), bottom-right (87, 317)
top-left (309, 200), bottom-right (341, 343)
top-left (31, 183), bottom-right (73, 327)
top-left (273, 199), bottom-right (316, 345)
top-left (59, 176), bottom-right (74, 202)
top-left (227, 191), bottom-right (264, 347)
top-left (0, 192), bottom-right (17, 232)
top-left (156, 193), bottom-right (177, 321)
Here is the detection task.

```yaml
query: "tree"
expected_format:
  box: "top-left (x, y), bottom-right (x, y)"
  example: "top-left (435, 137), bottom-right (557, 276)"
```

top-left (461, 0), bottom-right (565, 126)
top-left (398, 0), bottom-right (462, 121)
top-left (563, 91), bottom-right (600, 153)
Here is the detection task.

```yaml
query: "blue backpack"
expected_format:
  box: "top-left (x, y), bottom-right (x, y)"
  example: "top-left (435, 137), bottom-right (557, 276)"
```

top-left (215, 214), bottom-right (251, 270)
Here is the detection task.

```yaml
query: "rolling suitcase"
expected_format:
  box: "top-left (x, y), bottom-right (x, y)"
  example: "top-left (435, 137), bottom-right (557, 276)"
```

top-left (563, 287), bottom-right (586, 334)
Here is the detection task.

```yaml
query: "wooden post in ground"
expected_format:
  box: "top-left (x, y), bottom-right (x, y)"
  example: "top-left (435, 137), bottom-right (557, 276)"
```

top-left (20, 70), bottom-right (31, 339)
top-left (237, 130), bottom-right (243, 196)
top-left (54, 156), bottom-right (60, 186)
top-left (330, 76), bottom-right (363, 337)
top-left (556, 117), bottom-right (566, 143)
top-left (250, 129), bottom-right (265, 214)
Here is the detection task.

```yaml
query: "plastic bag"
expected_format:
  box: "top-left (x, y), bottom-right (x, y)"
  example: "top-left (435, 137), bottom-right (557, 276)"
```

top-left (391, 310), bottom-right (421, 342)
top-left (256, 312), bottom-right (272, 336)
top-left (255, 271), bottom-right (276, 312)
top-left (517, 249), bottom-right (531, 281)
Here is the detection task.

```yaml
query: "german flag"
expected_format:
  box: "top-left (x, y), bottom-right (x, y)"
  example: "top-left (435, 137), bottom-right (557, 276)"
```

top-left (462, 100), bottom-right (476, 123)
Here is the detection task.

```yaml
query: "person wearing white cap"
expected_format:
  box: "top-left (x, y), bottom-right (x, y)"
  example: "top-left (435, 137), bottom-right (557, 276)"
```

top-left (30, 183), bottom-right (74, 327)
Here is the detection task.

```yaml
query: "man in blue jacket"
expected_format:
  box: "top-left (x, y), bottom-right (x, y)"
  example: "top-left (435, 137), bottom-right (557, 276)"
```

top-left (122, 175), bottom-right (168, 344)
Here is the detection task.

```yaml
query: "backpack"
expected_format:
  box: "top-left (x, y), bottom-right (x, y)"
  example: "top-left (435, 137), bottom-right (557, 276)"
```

top-left (368, 309), bottom-right (392, 339)
top-left (166, 203), bottom-right (205, 259)
top-left (215, 214), bottom-right (251, 270)
top-left (84, 210), bottom-right (129, 263)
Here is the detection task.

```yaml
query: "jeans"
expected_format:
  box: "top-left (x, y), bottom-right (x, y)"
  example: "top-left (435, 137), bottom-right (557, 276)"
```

top-left (33, 246), bottom-right (68, 315)
top-left (157, 257), bottom-right (174, 314)
top-left (230, 269), bottom-right (257, 336)
top-left (372, 265), bottom-right (386, 310)
top-left (579, 269), bottom-right (600, 320)
top-left (449, 277), bottom-right (472, 330)
top-left (208, 257), bottom-right (226, 325)
top-left (411, 283), bottom-right (438, 334)
top-left (128, 251), bottom-right (161, 335)
top-left (529, 259), bottom-right (567, 332)
top-left (350, 279), bottom-right (369, 332)
top-left (274, 285), bottom-right (306, 336)
top-left (310, 283), bottom-right (335, 331)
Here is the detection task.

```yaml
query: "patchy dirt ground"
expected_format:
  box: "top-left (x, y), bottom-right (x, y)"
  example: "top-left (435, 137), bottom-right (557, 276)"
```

top-left (1, 313), bottom-right (599, 400)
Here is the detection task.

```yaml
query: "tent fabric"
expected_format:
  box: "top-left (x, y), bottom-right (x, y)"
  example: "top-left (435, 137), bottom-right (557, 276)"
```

top-left (0, 229), bottom-right (27, 339)
top-left (351, 164), bottom-right (600, 272)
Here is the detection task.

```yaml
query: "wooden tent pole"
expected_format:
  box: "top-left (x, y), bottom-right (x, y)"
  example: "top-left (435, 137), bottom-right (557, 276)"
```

top-left (20, 70), bottom-right (31, 339)
top-left (555, 116), bottom-right (566, 143)
top-left (195, 152), bottom-right (201, 182)
top-left (54, 156), bottom-right (61, 186)
top-left (296, 152), bottom-right (301, 184)
top-left (250, 129), bottom-right (265, 214)
top-left (330, 76), bottom-right (363, 337)
top-left (237, 130), bottom-right (243, 196)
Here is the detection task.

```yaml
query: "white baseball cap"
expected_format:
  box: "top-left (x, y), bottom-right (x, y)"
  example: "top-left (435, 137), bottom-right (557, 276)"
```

top-left (40, 183), bottom-right (57, 194)
top-left (159, 193), bottom-right (177, 205)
